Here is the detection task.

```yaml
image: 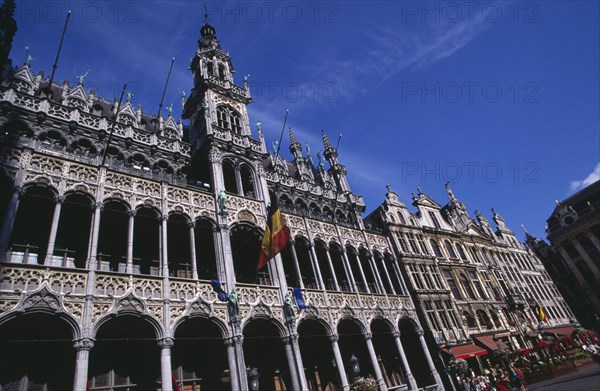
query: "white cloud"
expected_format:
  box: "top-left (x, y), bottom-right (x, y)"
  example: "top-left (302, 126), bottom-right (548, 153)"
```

top-left (569, 163), bottom-right (600, 192)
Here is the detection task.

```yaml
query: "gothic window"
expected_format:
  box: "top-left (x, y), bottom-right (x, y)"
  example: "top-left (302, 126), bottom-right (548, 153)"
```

top-left (217, 106), bottom-right (229, 129)
top-left (428, 211), bottom-right (441, 229)
top-left (456, 244), bottom-right (468, 261)
top-left (222, 159), bottom-right (237, 193)
top-left (397, 233), bottom-right (410, 253)
top-left (463, 311), bottom-right (476, 328)
top-left (218, 64), bottom-right (226, 80)
top-left (309, 202), bottom-right (321, 216)
top-left (417, 234), bottom-right (429, 255)
top-left (397, 212), bottom-right (406, 224)
top-left (469, 271), bottom-right (487, 299)
top-left (295, 199), bottom-right (309, 216)
top-left (323, 206), bottom-right (333, 220)
top-left (424, 301), bottom-right (441, 330)
top-left (240, 164), bottom-right (255, 197)
top-left (476, 310), bottom-right (493, 329)
top-left (430, 240), bottom-right (443, 258)
top-left (230, 111), bottom-right (242, 133)
top-left (407, 233), bottom-right (420, 254)
top-left (459, 273), bottom-right (477, 300)
top-left (207, 61), bottom-right (214, 75)
top-left (443, 270), bottom-right (462, 300)
top-left (444, 240), bottom-right (457, 259)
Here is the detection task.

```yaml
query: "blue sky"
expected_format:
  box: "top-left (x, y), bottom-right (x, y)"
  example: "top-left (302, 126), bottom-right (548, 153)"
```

top-left (10, 1), bottom-right (600, 241)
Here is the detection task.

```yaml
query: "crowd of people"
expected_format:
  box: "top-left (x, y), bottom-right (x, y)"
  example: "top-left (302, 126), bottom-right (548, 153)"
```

top-left (457, 365), bottom-right (527, 391)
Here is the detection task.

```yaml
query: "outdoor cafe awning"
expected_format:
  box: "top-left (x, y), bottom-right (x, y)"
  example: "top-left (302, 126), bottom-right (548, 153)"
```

top-left (442, 343), bottom-right (488, 359)
top-left (541, 326), bottom-right (575, 336)
top-left (474, 335), bottom-right (509, 351)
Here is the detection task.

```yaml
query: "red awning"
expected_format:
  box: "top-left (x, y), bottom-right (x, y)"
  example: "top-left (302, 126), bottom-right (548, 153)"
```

top-left (542, 326), bottom-right (575, 336)
top-left (442, 344), bottom-right (488, 359)
top-left (474, 335), bottom-right (510, 351)
top-left (513, 348), bottom-right (532, 356)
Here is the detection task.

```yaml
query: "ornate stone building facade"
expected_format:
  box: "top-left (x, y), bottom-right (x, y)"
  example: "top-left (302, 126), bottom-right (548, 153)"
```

top-left (364, 184), bottom-right (575, 388)
top-left (0, 22), bottom-right (444, 391)
top-left (525, 180), bottom-right (600, 331)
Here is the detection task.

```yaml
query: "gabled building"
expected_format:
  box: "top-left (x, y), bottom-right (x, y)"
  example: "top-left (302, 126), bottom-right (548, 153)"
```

top-left (365, 184), bottom-right (574, 388)
top-left (526, 179), bottom-right (600, 331)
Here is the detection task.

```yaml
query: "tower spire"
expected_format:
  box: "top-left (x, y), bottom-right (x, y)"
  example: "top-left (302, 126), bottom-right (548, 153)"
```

top-left (289, 127), bottom-right (303, 161)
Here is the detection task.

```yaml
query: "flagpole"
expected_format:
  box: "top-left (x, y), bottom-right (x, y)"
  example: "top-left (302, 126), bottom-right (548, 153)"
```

top-left (330, 133), bottom-right (343, 223)
top-left (101, 84), bottom-right (128, 166)
top-left (257, 110), bottom-right (289, 276)
top-left (154, 57), bottom-right (175, 132)
top-left (48, 10), bottom-right (71, 89)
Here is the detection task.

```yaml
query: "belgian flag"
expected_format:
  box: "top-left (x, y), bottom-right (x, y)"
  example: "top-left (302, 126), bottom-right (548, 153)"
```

top-left (257, 196), bottom-right (290, 270)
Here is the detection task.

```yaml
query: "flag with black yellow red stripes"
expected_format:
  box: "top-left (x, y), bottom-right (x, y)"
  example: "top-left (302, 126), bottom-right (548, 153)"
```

top-left (257, 196), bottom-right (290, 270)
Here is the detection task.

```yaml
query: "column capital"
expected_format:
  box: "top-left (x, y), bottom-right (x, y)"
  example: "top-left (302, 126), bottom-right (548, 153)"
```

top-left (157, 337), bottom-right (174, 349)
top-left (187, 220), bottom-right (196, 229)
top-left (224, 336), bottom-right (235, 347)
top-left (128, 209), bottom-right (137, 218)
top-left (93, 201), bottom-right (104, 210)
top-left (161, 214), bottom-right (169, 222)
top-left (55, 195), bottom-right (65, 204)
top-left (14, 186), bottom-right (24, 197)
top-left (392, 331), bottom-right (400, 338)
top-left (416, 329), bottom-right (425, 337)
top-left (364, 332), bottom-right (373, 340)
top-left (73, 338), bottom-right (95, 351)
top-left (328, 333), bottom-right (339, 343)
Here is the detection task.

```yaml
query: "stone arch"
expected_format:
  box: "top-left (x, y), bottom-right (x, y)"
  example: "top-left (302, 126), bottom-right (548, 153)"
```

top-left (0, 309), bottom-right (77, 390)
top-left (398, 317), bottom-right (432, 388)
top-left (370, 317), bottom-right (407, 388)
top-left (92, 295), bottom-right (164, 339)
top-left (9, 183), bottom-right (58, 264)
top-left (297, 317), bottom-right (340, 390)
top-left (243, 317), bottom-right (292, 390)
top-left (90, 311), bottom-right (162, 389)
top-left (171, 315), bottom-right (230, 389)
top-left (194, 216), bottom-right (218, 280)
top-left (53, 190), bottom-right (95, 268)
top-left (0, 286), bottom-right (82, 340)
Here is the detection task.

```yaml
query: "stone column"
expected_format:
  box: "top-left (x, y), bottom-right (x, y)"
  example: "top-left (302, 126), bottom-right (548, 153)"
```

top-left (73, 338), bottom-right (94, 391)
top-left (87, 202), bottom-right (103, 270)
top-left (585, 230), bottom-right (600, 253)
top-left (366, 251), bottom-right (385, 294)
top-left (352, 251), bottom-right (371, 293)
top-left (378, 256), bottom-right (396, 295)
top-left (288, 239), bottom-right (304, 289)
top-left (341, 249), bottom-right (358, 292)
top-left (392, 331), bottom-right (417, 390)
top-left (233, 334), bottom-right (249, 391)
top-left (290, 333), bottom-right (309, 390)
top-left (571, 237), bottom-right (600, 279)
top-left (126, 209), bottom-right (135, 273)
top-left (161, 215), bottom-right (169, 277)
top-left (158, 337), bottom-right (174, 391)
top-left (44, 195), bottom-right (65, 265)
top-left (364, 333), bottom-right (387, 390)
top-left (225, 337), bottom-right (241, 391)
top-left (309, 242), bottom-right (325, 290)
top-left (188, 221), bottom-right (198, 279)
top-left (417, 329), bottom-right (443, 388)
top-left (283, 336), bottom-right (302, 391)
top-left (324, 246), bottom-right (340, 290)
top-left (329, 334), bottom-right (349, 391)
top-left (0, 186), bottom-right (22, 258)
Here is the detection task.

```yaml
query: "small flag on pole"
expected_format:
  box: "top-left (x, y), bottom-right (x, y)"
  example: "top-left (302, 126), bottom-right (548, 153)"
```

top-left (257, 196), bottom-right (290, 270)
top-left (293, 287), bottom-right (308, 310)
top-left (210, 280), bottom-right (229, 302)
top-left (538, 305), bottom-right (548, 323)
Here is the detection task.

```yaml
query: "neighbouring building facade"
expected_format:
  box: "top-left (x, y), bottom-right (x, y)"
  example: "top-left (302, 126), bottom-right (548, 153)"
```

top-left (0, 19), bottom-right (444, 391)
top-left (526, 179), bottom-right (600, 332)
top-left (364, 184), bottom-right (575, 389)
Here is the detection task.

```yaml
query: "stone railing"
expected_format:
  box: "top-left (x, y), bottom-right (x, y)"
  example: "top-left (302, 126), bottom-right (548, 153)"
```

top-left (1, 88), bottom-right (192, 157)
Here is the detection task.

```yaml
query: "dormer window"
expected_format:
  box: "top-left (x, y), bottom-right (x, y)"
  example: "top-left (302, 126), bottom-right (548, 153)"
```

top-left (428, 211), bottom-right (441, 229)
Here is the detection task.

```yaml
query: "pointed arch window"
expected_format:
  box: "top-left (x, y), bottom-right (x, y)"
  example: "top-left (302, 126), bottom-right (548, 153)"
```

top-left (216, 105), bottom-right (242, 134)
top-left (444, 240), bottom-right (457, 259)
